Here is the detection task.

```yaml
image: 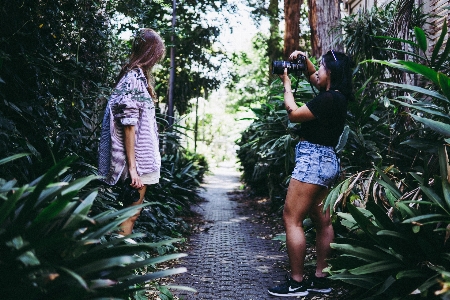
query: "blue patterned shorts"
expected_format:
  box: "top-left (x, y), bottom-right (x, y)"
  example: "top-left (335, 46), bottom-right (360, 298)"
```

top-left (291, 141), bottom-right (340, 188)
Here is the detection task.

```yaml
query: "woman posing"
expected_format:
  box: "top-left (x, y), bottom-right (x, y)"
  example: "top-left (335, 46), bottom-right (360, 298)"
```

top-left (268, 50), bottom-right (354, 297)
top-left (98, 28), bottom-right (166, 236)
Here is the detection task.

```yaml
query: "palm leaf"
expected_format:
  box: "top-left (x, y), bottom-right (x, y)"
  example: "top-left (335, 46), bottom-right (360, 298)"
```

top-left (410, 114), bottom-right (450, 138)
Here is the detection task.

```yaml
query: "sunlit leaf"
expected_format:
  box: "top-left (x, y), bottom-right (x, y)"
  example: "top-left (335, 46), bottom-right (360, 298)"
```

top-left (414, 27), bottom-right (427, 52)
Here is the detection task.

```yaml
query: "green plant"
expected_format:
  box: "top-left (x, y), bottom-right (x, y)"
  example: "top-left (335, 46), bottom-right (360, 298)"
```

top-left (324, 147), bottom-right (450, 299)
top-left (322, 20), bottom-right (450, 299)
top-left (0, 155), bottom-right (193, 300)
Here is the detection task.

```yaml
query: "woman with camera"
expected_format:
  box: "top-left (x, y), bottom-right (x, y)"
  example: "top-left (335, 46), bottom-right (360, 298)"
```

top-left (268, 50), bottom-right (354, 297)
top-left (98, 28), bottom-right (166, 236)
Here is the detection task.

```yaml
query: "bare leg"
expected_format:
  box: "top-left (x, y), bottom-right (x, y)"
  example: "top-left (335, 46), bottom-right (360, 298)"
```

top-left (309, 190), bottom-right (334, 277)
top-left (120, 185), bottom-right (147, 236)
top-left (283, 179), bottom-right (329, 282)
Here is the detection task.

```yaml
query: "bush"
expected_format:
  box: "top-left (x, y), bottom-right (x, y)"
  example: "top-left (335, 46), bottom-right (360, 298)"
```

top-left (0, 155), bottom-right (191, 300)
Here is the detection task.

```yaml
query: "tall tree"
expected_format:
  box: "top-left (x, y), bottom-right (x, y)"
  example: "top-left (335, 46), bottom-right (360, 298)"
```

top-left (268, 0), bottom-right (283, 76)
top-left (283, 0), bottom-right (302, 59)
top-left (307, 0), bottom-right (342, 58)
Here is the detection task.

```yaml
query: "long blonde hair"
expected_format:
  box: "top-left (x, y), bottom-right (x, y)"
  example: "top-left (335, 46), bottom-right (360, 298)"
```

top-left (116, 28), bottom-right (166, 99)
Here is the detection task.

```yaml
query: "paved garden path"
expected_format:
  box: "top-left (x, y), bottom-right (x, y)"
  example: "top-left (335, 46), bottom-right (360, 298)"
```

top-left (173, 164), bottom-right (286, 299)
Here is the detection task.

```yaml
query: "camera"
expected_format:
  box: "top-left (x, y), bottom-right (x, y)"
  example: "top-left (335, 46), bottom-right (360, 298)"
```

top-left (118, 178), bottom-right (141, 206)
top-left (272, 55), bottom-right (306, 75)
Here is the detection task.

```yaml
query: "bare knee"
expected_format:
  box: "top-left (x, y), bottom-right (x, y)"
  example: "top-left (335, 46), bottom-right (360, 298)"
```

top-left (283, 209), bottom-right (304, 229)
top-left (309, 209), bottom-right (332, 230)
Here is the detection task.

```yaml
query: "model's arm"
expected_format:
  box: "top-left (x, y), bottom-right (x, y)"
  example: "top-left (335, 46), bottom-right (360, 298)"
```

top-left (123, 125), bottom-right (143, 189)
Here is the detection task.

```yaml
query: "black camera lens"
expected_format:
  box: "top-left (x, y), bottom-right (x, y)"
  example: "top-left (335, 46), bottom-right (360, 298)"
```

top-left (272, 55), bottom-right (306, 75)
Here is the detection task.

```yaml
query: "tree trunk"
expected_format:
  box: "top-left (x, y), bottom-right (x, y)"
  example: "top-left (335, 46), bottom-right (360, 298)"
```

top-left (268, 0), bottom-right (283, 77)
top-left (283, 0), bottom-right (302, 59)
top-left (307, 0), bottom-right (342, 58)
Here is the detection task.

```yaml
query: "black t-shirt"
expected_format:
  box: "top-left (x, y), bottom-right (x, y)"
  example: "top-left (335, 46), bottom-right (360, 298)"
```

top-left (298, 90), bottom-right (348, 147)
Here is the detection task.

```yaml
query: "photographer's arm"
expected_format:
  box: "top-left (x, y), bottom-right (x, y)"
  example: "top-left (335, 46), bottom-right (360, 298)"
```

top-left (124, 125), bottom-right (144, 189)
top-left (281, 69), bottom-right (316, 123)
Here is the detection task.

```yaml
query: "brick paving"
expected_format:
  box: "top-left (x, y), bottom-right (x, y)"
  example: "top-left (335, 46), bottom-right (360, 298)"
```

top-left (173, 164), bottom-right (347, 300)
top-left (173, 165), bottom-right (286, 299)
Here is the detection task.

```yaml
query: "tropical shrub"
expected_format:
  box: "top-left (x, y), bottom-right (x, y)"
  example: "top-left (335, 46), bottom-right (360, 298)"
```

top-left (0, 155), bottom-right (192, 300)
top-left (323, 21), bottom-right (450, 300)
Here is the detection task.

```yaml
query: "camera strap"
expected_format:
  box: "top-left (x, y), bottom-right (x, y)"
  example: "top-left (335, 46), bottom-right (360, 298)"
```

top-left (305, 63), bottom-right (318, 97)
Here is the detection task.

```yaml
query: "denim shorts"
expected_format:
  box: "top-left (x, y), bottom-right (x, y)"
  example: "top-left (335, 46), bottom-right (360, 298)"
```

top-left (291, 141), bottom-right (340, 188)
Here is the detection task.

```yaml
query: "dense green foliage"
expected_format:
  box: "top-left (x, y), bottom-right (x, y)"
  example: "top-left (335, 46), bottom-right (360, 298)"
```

top-left (0, 0), bottom-right (230, 181)
top-left (0, 156), bottom-right (193, 299)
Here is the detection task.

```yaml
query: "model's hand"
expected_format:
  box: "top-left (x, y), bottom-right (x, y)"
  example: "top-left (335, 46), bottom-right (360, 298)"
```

top-left (129, 168), bottom-right (144, 189)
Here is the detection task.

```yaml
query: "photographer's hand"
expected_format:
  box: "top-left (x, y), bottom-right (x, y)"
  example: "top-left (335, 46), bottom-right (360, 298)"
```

top-left (290, 50), bottom-right (317, 83)
top-left (279, 68), bottom-right (291, 86)
top-left (289, 50), bottom-right (307, 61)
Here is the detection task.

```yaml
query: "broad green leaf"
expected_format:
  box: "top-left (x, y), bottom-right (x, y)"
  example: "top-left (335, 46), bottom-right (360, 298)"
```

top-left (0, 153), bottom-right (30, 166)
top-left (349, 260), bottom-right (404, 275)
top-left (60, 175), bottom-right (98, 197)
top-left (347, 204), bottom-right (383, 244)
top-left (391, 99), bottom-right (450, 120)
top-left (323, 179), bottom-right (347, 213)
top-left (372, 35), bottom-right (418, 47)
top-left (373, 166), bottom-right (401, 199)
top-left (375, 276), bottom-right (396, 296)
top-left (32, 193), bottom-right (73, 225)
top-left (403, 214), bottom-right (449, 224)
top-left (376, 230), bottom-right (410, 240)
top-left (396, 202), bottom-right (418, 218)
top-left (437, 24), bottom-right (450, 67)
top-left (74, 256), bottom-right (135, 275)
top-left (432, 19), bottom-right (448, 64)
top-left (366, 202), bottom-right (395, 231)
top-left (438, 146), bottom-right (450, 208)
top-left (438, 72), bottom-right (450, 101)
top-left (417, 274), bottom-right (441, 293)
top-left (330, 243), bottom-right (392, 261)
top-left (376, 47), bottom-right (423, 61)
top-left (382, 82), bottom-right (449, 103)
top-left (111, 267), bottom-right (188, 291)
top-left (410, 114), bottom-right (450, 138)
top-left (32, 156), bottom-right (77, 201)
top-left (355, 77), bottom-right (373, 98)
top-left (18, 250), bottom-right (40, 266)
top-left (396, 269), bottom-right (428, 279)
top-left (94, 203), bottom-right (152, 224)
top-left (329, 273), bottom-right (382, 289)
top-left (336, 125), bottom-right (349, 153)
top-left (63, 190), bottom-right (98, 229)
top-left (414, 27), bottom-right (427, 52)
top-left (398, 61), bottom-right (438, 85)
top-left (58, 266), bottom-right (89, 290)
top-left (363, 59), bottom-right (410, 73)
top-left (108, 254), bottom-right (188, 278)
top-left (0, 184), bottom-right (27, 225)
top-left (420, 184), bottom-right (447, 212)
